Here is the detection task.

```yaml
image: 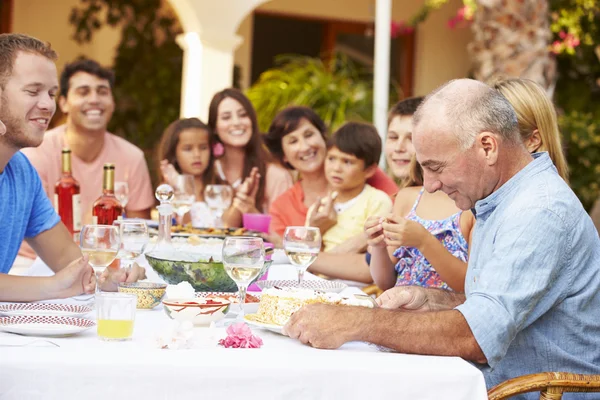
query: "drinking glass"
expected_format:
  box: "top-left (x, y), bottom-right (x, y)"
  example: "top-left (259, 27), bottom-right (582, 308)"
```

top-left (283, 226), bottom-right (322, 285)
top-left (96, 292), bottom-right (137, 341)
top-left (204, 184), bottom-right (233, 228)
top-left (222, 237), bottom-right (264, 322)
top-left (114, 220), bottom-right (149, 271)
top-left (172, 174), bottom-right (196, 227)
top-left (114, 181), bottom-right (129, 219)
top-left (114, 181), bottom-right (129, 208)
top-left (79, 225), bottom-right (120, 292)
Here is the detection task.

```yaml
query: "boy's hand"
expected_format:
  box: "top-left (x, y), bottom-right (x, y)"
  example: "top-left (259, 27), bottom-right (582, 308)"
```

top-left (364, 216), bottom-right (386, 248)
top-left (381, 214), bottom-right (429, 249)
top-left (306, 191), bottom-right (338, 233)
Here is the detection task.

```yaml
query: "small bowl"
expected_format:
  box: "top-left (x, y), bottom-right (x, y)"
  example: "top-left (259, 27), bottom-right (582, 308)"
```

top-left (162, 298), bottom-right (231, 326)
top-left (118, 282), bottom-right (167, 309)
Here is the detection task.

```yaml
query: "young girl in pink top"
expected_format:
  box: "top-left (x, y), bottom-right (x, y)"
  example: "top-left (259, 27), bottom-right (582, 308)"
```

top-left (156, 118), bottom-right (216, 227)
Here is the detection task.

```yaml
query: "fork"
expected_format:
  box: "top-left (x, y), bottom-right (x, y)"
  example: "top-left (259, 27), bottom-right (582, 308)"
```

top-left (0, 338), bottom-right (60, 347)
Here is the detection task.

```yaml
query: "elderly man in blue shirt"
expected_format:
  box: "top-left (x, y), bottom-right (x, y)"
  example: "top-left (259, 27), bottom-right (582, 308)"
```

top-left (283, 79), bottom-right (600, 393)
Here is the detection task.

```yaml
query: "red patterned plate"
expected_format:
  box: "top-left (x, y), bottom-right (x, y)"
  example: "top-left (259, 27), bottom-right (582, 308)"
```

top-left (195, 292), bottom-right (260, 304)
top-left (256, 279), bottom-right (347, 293)
top-left (0, 303), bottom-right (93, 317)
top-left (0, 315), bottom-right (95, 337)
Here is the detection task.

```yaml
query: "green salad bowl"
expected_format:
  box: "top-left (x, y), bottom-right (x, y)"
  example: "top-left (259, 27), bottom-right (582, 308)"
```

top-left (145, 253), bottom-right (272, 293)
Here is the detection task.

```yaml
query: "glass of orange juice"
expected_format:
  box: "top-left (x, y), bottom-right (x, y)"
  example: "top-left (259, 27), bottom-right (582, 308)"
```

top-left (96, 292), bottom-right (137, 341)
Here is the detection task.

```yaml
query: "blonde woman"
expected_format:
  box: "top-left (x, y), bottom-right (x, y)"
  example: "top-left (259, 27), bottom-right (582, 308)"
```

top-left (493, 78), bottom-right (569, 182)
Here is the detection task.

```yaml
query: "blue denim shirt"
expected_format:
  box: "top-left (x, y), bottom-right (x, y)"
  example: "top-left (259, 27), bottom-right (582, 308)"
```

top-left (455, 153), bottom-right (600, 397)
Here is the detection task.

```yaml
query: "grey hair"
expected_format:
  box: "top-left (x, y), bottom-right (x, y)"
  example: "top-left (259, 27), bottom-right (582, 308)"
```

top-left (414, 79), bottom-right (520, 151)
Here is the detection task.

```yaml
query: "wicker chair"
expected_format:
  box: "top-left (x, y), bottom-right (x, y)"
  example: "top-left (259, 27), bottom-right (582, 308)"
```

top-left (488, 372), bottom-right (600, 400)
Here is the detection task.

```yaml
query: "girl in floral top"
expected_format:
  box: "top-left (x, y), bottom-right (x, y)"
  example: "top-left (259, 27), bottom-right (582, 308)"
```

top-left (366, 157), bottom-right (475, 292)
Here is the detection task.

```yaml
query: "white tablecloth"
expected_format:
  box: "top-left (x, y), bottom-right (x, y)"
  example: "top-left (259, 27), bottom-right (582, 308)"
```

top-left (0, 257), bottom-right (488, 400)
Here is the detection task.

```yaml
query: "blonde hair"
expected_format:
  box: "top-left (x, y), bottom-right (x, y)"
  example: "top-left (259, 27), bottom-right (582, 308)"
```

top-left (494, 78), bottom-right (569, 182)
top-left (399, 155), bottom-right (424, 189)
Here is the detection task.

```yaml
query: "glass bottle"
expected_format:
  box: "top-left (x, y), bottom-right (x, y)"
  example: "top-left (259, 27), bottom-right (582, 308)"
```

top-left (54, 148), bottom-right (81, 239)
top-left (92, 163), bottom-right (123, 225)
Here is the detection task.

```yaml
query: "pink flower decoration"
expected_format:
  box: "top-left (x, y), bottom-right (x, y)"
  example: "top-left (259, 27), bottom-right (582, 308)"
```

top-left (218, 322), bottom-right (263, 349)
top-left (212, 142), bottom-right (224, 157)
top-left (390, 21), bottom-right (414, 38)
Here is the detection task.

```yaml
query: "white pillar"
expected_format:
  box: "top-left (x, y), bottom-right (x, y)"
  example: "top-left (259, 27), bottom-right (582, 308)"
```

top-left (373, 0), bottom-right (392, 167)
top-left (176, 31), bottom-right (243, 122)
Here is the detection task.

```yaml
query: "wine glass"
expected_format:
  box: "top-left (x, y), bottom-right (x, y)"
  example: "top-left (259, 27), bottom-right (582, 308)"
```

top-left (222, 237), bottom-right (264, 323)
top-left (204, 184), bottom-right (233, 228)
top-left (172, 174), bottom-right (196, 227)
top-left (283, 226), bottom-right (322, 285)
top-left (114, 182), bottom-right (129, 208)
top-left (114, 182), bottom-right (129, 219)
top-left (115, 220), bottom-right (149, 271)
top-left (79, 225), bottom-right (120, 292)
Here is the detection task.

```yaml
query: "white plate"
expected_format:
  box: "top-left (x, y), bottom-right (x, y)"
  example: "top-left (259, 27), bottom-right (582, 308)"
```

top-left (256, 279), bottom-right (348, 293)
top-left (0, 315), bottom-right (95, 337)
top-left (0, 303), bottom-right (93, 317)
top-left (244, 314), bottom-right (283, 335)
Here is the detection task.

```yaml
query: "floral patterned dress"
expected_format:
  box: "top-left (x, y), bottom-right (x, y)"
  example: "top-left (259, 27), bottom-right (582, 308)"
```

top-left (393, 188), bottom-right (469, 290)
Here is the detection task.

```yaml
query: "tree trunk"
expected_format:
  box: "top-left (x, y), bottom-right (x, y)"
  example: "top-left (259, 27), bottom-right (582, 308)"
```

top-left (468, 0), bottom-right (557, 92)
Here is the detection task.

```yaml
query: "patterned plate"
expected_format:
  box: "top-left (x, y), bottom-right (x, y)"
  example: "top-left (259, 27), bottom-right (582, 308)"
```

top-left (0, 315), bottom-right (95, 337)
top-left (244, 314), bottom-right (283, 335)
top-left (0, 303), bottom-right (93, 317)
top-left (256, 279), bottom-right (348, 293)
top-left (195, 292), bottom-right (260, 303)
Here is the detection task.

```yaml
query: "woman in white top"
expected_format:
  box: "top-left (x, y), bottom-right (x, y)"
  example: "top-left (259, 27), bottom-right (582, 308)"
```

top-left (207, 88), bottom-right (293, 227)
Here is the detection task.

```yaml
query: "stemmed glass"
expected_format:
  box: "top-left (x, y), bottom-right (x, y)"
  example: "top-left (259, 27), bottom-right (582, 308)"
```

top-left (172, 174), bottom-right (196, 227)
top-left (114, 220), bottom-right (149, 271)
top-left (283, 226), bottom-right (322, 285)
top-left (79, 225), bottom-right (120, 292)
top-left (114, 182), bottom-right (129, 209)
top-left (222, 237), bottom-right (264, 323)
top-left (204, 184), bottom-right (233, 228)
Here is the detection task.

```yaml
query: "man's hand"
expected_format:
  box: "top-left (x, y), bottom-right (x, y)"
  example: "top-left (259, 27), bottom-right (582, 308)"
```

top-left (306, 191), bottom-right (338, 234)
top-left (51, 255), bottom-right (96, 298)
top-left (99, 263), bottom-right (146, 292)
top-left (364, 216), bottom-right (386, 248)
top-left (282, 303), bottom-right (357, 349)
top-left (376, 286), bottom-right (431, 311)
top-left (381, 214), bottom-right (429, 249)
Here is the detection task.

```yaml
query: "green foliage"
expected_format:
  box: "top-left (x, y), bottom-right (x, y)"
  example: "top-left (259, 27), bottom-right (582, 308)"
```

top-left (246, 53), bottom-right (399, 134)
top-left (69, 0), bottom-right (183, 160)
top-left (562, 111), bottom-right (600, 210)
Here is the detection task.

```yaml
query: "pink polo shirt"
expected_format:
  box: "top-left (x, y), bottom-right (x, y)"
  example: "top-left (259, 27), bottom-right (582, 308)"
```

top-left (21, 125), bottom-right (155, 226)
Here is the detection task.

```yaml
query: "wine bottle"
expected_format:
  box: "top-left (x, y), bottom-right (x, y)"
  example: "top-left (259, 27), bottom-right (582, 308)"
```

top-left (54, 148), bottom-right (82, 239)
top-left (92, 163), bottom-right (123, 225)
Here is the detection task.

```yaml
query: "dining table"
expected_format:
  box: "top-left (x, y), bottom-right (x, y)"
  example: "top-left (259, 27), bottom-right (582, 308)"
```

top-left (0, 254), bottom-right (489, 400)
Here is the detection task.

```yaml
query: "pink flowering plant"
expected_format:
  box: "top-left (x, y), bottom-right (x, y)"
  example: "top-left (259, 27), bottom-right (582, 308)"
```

top-left (219, 322), bottom-right (263, 349)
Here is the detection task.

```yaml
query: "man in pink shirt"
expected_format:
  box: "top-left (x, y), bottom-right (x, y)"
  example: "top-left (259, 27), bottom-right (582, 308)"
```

top-left (20, 59), bottom-right (155, 260)
top-left (22, 59), bottom-right (154, 224)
